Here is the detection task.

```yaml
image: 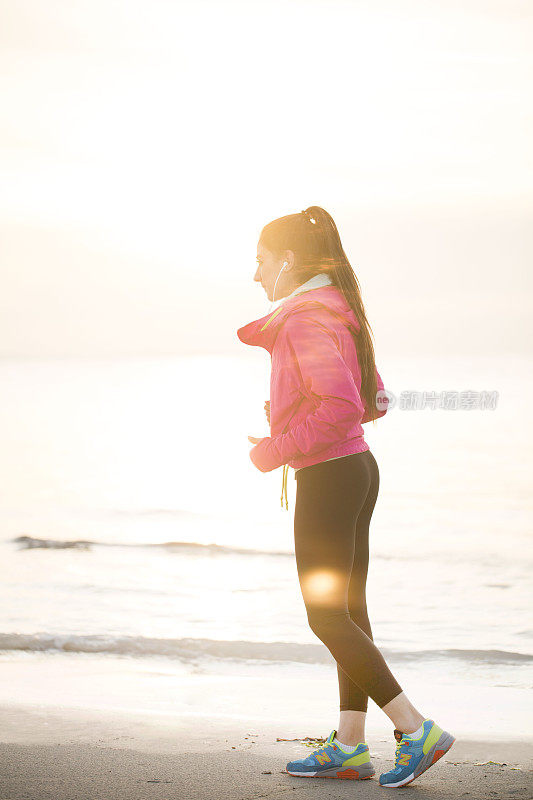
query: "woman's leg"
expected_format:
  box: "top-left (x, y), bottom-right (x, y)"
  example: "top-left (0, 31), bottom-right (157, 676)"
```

top-left (333, 452), bottom-right (426, 740)
top-left (293, 451), bottom-right (404, 720)
top-left (335, 449), bottom-right (381, 743)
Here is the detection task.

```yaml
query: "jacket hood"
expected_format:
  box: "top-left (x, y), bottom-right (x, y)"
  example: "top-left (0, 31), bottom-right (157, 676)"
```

top-left (236, 285), bottom-right (361, 355)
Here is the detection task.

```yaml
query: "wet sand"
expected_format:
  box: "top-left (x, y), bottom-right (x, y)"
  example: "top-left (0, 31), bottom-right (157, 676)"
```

top-left (1, 701), bottom-right (532, 800)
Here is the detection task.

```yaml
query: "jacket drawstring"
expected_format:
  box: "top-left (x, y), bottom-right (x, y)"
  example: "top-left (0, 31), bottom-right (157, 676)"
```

top-left (280, 464), bottom-right (289, 510)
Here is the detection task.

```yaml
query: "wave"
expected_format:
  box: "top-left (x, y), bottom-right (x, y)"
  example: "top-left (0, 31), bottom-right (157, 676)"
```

top-left (10, 536), bottom-right (471, 564)
top-left (11, 535), bottom-right (293, 557)
top-left (0, 632), bottom-right (531, 666)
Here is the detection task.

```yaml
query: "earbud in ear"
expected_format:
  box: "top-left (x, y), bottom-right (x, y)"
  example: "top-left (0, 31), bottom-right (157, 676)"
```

top-left (283, 261), bottom-right (288, 269)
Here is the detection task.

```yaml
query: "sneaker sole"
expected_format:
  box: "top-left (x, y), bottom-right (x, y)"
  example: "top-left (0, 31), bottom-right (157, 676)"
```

top-left (379, 731), bottom-right (456, 788)
top-left (286, 766), bottom-right (375, 780)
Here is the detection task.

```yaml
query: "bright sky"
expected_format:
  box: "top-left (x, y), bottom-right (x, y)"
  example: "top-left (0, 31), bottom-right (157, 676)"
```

top-left (1, 0), bottom-right (531, 356)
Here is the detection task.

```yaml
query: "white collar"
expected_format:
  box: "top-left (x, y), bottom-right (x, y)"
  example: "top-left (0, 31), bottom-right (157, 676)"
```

top-left (270, 273), bottom-right (333, 310)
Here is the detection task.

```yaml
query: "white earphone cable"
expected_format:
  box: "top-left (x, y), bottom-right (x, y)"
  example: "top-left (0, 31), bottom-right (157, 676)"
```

top-left (268, 262), bottom-right (288, 313)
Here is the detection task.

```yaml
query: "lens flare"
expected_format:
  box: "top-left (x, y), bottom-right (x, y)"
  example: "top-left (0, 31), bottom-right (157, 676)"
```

top-left (301, 569), bottom-right (342, 605)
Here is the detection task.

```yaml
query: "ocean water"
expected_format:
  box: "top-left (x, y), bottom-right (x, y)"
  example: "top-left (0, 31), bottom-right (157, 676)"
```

top-left (0, 353), bottom-right (531, 693)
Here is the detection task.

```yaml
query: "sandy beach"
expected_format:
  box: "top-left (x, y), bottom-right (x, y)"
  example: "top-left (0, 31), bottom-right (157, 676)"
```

top-left (1, 703), bottom-right (532, 800)
top-left (1, 653), bottom-right (532, 800)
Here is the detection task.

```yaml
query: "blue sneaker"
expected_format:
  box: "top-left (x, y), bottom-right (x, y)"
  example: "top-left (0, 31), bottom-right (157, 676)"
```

top-left (285, 729), bottom-right (375, 780)
top-left (379, 719), bottom-right (456, 788)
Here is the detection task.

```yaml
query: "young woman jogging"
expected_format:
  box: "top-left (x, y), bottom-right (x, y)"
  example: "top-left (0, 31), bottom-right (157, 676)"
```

top-left (236, 206), bottom-right (455, 788)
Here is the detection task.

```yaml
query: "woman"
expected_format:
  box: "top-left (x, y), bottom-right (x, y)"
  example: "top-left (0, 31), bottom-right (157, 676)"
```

top-left (236, 207), bottom-right (455, 788)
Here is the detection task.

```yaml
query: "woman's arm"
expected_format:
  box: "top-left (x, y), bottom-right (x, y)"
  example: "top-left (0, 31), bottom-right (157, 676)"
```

top-left (249, 313), bottom-right (366, 473)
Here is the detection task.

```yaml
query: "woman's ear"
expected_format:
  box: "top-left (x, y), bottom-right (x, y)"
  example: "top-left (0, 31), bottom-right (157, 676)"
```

top-left (283, 250), bottom-right (296, 270)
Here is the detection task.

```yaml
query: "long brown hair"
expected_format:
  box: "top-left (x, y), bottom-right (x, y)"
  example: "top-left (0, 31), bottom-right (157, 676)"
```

top-left (259, 206), bottom-right (379, 421)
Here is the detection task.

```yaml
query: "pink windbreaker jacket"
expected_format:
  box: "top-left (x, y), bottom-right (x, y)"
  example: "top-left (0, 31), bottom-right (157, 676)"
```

top-left (236, 284), bottom-right (389, 505)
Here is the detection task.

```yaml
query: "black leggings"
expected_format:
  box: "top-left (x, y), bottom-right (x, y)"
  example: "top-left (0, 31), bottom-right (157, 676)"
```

top-left (294, 449), bottom-right (403, 712)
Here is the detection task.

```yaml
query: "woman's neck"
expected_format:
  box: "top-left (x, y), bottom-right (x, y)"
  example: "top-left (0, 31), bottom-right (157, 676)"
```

top-left (275, 273), bottom-right (333, 306)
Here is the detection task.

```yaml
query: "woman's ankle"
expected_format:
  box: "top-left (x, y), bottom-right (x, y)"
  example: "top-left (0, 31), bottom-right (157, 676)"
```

top-left (390, 713), bottom-right (425, 734)
top-left (337, 709), bottom-right (367, 745)
top-left (380, 692), bottom-right (425, 734)
top-left (335, 726), bottom-right (366, 746)
top-left (335, 734), bottom-right (366, 747)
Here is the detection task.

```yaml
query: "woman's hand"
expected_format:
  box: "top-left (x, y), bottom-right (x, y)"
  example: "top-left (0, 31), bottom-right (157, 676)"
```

top-left (264, 400), bottom-right (270, 424)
